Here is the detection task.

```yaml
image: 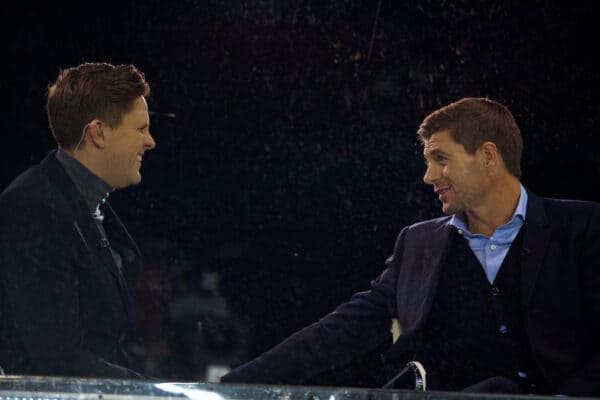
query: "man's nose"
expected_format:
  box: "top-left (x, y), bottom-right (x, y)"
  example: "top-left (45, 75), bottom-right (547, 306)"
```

top-left (145, 131), bottom-right (156, 150)
top-left (423, 163), bottom-right (439, 185)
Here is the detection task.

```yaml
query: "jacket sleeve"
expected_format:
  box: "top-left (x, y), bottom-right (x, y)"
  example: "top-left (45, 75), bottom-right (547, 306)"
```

top-left (221, 228), bottom-right (409, 385)
top-left (556, 203), bottom-right (600, 396)
top-left (0, 195), bottom-right (143, 379)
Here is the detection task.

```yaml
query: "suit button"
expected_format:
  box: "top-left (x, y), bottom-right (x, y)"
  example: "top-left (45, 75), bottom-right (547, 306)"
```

top-left (491, 286), bottom-right (500, 295)
top-left (499, 324), bottom-right (508, 334)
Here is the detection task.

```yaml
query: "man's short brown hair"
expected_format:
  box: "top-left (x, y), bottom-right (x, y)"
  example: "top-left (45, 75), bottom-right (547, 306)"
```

top-left (417, 97), bottom-right (523, 178)
top-left (47, 62), bottom-right (150, 149)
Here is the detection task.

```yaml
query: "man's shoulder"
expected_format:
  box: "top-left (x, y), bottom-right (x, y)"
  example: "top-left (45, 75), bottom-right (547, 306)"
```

top-left (392, 215), bottom-right (453, 245)
top-left (0, 155), bottom-right (69, 214)
top-left (537, 195), bottom-right (600, 223)
top-left (525, 193), bottom-right (600, 237)
top-left (405, 215), bottom-right (452, 233)
top-left (540, 196), bottom-right (600, 212)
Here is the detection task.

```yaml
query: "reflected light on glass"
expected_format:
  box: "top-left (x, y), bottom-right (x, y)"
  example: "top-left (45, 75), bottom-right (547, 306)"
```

top-left (154, 383), bottom-right (226, 400)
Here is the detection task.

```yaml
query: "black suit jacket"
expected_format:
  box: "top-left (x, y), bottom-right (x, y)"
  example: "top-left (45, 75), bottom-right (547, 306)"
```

top-left (222, 191), bottom-right (600, 396)
top-left (0, 151), bottom-right (144, 378)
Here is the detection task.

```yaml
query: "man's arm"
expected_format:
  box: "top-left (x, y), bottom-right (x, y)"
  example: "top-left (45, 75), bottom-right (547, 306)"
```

top-left (221, 228), bottom-right (409, 385)
top-left (555, 203), bottom-right (600, 396)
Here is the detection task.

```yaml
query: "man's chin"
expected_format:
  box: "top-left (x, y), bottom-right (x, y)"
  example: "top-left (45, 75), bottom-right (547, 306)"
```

top-left (114, 175), bottom-right (142, 189)
top-left (441, 202), bottom-right (456, 215)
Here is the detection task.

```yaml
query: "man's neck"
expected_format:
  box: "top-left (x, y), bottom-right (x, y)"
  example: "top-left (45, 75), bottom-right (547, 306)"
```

top-left (56, 148), bottom-right (114, 213)
top-left (63, 147), bottom-right (110, 186)
top-left (465, 178), bottom-right (522, 237)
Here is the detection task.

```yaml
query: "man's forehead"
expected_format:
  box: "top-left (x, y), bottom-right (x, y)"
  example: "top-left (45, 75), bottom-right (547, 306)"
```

top-left (125, 97), bottom-right (149, 120)
top-left (423, 130), bottom-right (450, 149)
top-left (129, 109), bottom-right (149, 117)
top-left (130, 96), bottom-right (148, 111)
top-left (125, 110), bottom-right (149, 125)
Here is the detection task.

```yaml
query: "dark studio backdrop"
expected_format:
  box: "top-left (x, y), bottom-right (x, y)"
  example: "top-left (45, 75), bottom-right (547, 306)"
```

top-left (1, 0), bottom-right (599, 386)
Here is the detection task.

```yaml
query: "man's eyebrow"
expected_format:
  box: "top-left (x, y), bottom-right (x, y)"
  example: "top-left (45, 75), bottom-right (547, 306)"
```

top-left (425, 148), bottom-right (450, 157)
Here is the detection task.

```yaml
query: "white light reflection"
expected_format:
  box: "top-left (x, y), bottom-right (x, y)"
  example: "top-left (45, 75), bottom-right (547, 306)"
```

top-left (155, 383), bottom-right (226, 400)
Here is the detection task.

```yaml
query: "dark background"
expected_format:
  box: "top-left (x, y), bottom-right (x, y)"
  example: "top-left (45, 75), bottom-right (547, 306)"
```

top-left (1, 0), bottom-right (599, 386)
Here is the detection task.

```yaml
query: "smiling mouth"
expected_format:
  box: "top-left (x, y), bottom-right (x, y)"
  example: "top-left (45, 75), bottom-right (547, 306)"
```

top-left (436, 187), bottom-right (451, 195)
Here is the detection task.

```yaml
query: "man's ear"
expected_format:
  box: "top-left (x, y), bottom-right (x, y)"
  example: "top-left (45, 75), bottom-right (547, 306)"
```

top-left (480, 141), bottom-right (499, 169)
top-left (87, 119), bottom-right (106, 148)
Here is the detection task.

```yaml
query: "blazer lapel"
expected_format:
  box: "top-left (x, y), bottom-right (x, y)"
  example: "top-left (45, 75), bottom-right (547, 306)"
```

top-left (102, 202), bottom-right (143, 283)
top-left (397, 219), bottom-right (454, 332)
top-left (417, 221), bottom-right (454, 326)
top-left (520, 190), bottom-right (550, 307)
top-left (73, 214), bottom-right (126, 283)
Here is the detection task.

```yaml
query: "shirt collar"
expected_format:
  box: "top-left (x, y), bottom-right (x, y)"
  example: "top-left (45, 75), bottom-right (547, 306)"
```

top-left (450, 184), bottom-right (528, 235)
top-left (55, 148), bottom-right (114, 213)
top-left (514, 183), bottom-right (528, 221)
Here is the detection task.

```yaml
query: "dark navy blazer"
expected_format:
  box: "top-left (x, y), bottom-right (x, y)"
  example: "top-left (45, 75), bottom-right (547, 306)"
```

top-left (0, 151), bottom-right (144, 378)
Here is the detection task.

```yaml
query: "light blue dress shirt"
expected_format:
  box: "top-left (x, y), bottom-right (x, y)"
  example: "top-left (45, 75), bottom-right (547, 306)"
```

top-left (449, 184), bottom-right (528, 283)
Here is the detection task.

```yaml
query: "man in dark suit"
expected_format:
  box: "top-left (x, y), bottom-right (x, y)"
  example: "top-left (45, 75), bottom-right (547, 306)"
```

top-left (0, 62), bottom-right (156, 378)
top-left (221, 98), bottom-right (600, 396)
